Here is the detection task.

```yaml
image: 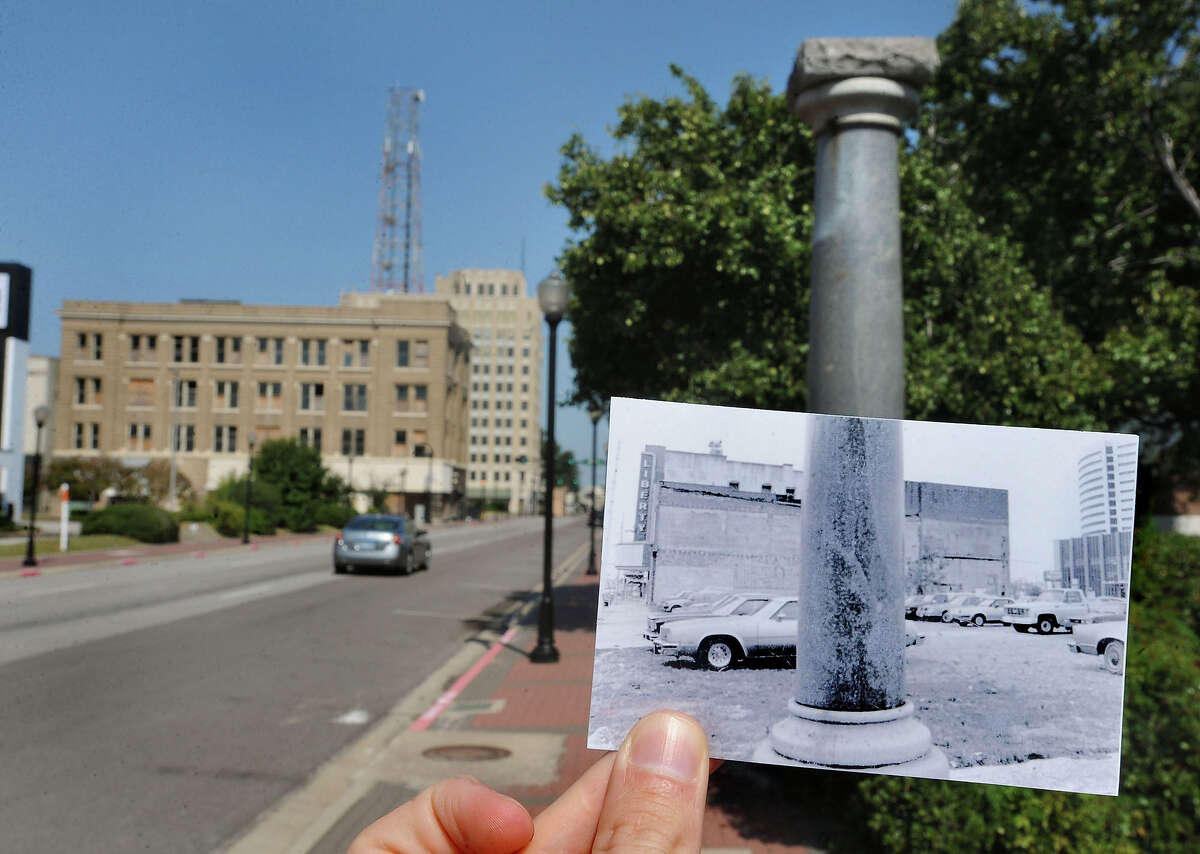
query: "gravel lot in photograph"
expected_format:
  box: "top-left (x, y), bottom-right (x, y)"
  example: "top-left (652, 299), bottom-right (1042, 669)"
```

top-left (590, 611), bottom-right (1125, 776)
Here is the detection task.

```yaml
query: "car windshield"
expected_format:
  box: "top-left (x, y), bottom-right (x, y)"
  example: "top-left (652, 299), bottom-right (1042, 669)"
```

top-left (771, 601), bottom-right (799, 621)
top-left (706, 595), bottom-right (743, 613)
top-left (732, 599), bottom-right (769, 617)
top-left (345, 517), bottom-right (401, 532)
top-left (990, 599), bottom-right (1010, 606)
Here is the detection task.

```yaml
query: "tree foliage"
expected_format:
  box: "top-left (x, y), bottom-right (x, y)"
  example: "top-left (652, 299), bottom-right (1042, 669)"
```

top-left (250, 437), bottom-right (350, 531)
top-left (43, 456), bottom-right (137, 503)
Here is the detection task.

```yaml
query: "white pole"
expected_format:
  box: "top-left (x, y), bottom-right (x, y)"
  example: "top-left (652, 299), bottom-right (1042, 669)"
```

top-left (59, 482), bottom-right (69, 552)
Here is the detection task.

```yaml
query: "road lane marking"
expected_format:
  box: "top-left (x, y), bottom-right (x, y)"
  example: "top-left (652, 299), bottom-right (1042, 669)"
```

top-left (333, 709), bottom-right (370, 726)
top-left (391, 608), bottom-right (471, 620)
top-left (219, 582), bottom-right (277, 600)
top-left (408, 624), bottom-right (519, 732)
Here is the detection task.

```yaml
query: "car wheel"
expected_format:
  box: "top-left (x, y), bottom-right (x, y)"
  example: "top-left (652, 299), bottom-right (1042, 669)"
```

top-left (940, 610), bottom-right (953, 623)
top-left (1037, 617), bottom-right (1056, 635)
top-left (420, 546), bottom-right (431, 570)
top-left (972, 614), bottom-right (986, 627)
top-left (1103, 640), bottom-right (1125, 673)
top-left (402, 549), bottom-right (415, 575)
top-left (699, 638), bottom-right (737, 671)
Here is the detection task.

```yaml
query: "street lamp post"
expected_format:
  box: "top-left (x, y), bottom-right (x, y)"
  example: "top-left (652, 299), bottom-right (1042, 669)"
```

top-left (531, 270), bottom-right (569, 663)
top-left (586, 403), bottom-right (603, 576)
top-left (23, 405), bottom-right (50, 567)
top-left (242, 431), bottom-right (257, 544)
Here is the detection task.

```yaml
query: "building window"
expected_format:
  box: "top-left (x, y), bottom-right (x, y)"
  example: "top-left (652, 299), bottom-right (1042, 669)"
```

top-left (172, 424), bottom-right (196, 452)
top-left (256, 336), bottom-right (284, 366)
top-left (414, 384), bottom-right (428, 412)
top-left (215, 380), bottom-right (239, 409)
top-left (392, 429), bottom-right (408, 455)
top-left (213, 425), bottom-right (239, 453)
top-left (127, 423), bottom-right (152, 452)
top-left (395, 384), bottom-right (410, 411)
top-left (343, 339), bottom-right (370, 368)
top-left (396, 340), bottom-right (410, 367)
top-left (92, 334), bottom-right (102, 360)
top-left (130, 334), bottom-right (157, 362)
top-left (300, 338), bottom-right (326, 366)
top-left (215, 336), bottom-right (242, 364)
top-left (300, 382), bottom-right (324, 411)
top-left (298, 427), bottom-right (323, 450)
top-left (522, 365), bottom-right (529, 375)
top-left (341, 428), bottom-right (365, 456)
top-left (128, 378), bottom-right (155, 408)
top-left (256, 381), bottom-right (282, 410)
top-left (412, 339), bottom-right (429, 368)
top-left (173, 335), bottom-right (200, 363)
top-left (342, 383), bottom-right (368, 411)
top-left (174, 380), bottom-right (198, 408)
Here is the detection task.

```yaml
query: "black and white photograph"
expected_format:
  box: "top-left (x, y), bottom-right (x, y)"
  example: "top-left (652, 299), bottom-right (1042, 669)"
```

top-left (589, 397), bottom-right (1138, 796)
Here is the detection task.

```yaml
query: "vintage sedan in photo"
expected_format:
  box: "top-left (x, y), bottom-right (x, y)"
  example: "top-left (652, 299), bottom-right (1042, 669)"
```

top-left (1067, 615), bottom-right (1127, 673)
top-left (333, 514), bottom-right (431, 575)
top-left (953, 596), bottom-right (1014, 627)
top-left (645, 591), bottom-right (773, 640)
top-left (652, 596), bottom-right (798, 670)
top-left (916, 592), bottom-right (975, 622)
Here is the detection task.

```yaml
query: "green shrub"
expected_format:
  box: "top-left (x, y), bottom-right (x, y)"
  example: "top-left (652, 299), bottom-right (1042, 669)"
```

top-left (212, 475), bottom-right (284, 527)
top-left (82, 503), bottom-right (179, 543)
top-left (314, 502), bottom-right (355, 529)
top-left (207, 499), bottom-right (274, 538)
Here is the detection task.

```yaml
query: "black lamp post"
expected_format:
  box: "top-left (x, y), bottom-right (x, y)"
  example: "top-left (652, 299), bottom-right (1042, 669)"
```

top-left (23, 405), bottom-right (50, 567)
top-left (586, 403), bottom-right (603, 575)
top-left (530, 269), bottom-right (568, 663)
top-left (242, 431), bottom-right (257, 544)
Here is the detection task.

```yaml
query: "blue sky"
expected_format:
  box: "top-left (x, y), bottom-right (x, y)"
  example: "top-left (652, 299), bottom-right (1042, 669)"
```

top-left (2, 0), bottom-right (958, 481)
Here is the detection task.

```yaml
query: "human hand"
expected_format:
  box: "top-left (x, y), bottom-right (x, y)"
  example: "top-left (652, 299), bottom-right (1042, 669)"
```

top-left (347, 709), bottom-right (715, 853)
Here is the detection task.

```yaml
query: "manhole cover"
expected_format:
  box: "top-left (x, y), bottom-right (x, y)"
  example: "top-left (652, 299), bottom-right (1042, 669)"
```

top-left (421, 744), bottom-right (512, 762)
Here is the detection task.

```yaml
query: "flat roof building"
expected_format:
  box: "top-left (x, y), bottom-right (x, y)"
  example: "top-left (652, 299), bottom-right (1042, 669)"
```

top-left (434, 269), bottom-right (543, 515)
top-left (54, 293), bottom-right (470, 519)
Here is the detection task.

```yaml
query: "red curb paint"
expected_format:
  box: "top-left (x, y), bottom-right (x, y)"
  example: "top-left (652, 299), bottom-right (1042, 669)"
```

top-left (409, 624), bottom-right (520, 732)
top-left (193, 551), bottom-right (205, 558)
top-left (121, 558), bottom-right (137, 566)
top-left (250, 544), bottom-right (259, 551)
top-left (19, 569), bottom-right (41, 577)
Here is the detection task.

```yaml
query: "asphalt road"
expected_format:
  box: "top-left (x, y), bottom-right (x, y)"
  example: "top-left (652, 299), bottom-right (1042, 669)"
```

top-left (0, 517), bottom-right (588, 853)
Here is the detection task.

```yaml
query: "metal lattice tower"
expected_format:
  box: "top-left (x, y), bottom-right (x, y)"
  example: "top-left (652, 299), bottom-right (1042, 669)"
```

top-left (370, 87), bottom-right (425, 292)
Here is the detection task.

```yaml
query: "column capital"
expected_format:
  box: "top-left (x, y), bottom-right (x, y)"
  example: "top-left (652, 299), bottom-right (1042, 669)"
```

top-left (788, 37), bottom-right (939, 135)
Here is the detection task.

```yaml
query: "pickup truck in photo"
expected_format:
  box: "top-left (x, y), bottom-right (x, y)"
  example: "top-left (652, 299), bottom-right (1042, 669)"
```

top-left (1005, 588), bottom-right (1126, 634)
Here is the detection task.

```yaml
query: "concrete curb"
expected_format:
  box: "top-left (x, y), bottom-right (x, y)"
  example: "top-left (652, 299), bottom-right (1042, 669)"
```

top-left (218, 539), bottom-right (590, 854)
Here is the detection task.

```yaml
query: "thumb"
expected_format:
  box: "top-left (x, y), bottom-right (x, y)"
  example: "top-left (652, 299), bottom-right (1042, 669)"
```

top-left (347, 775), bottom-right (533, 854)
top-left (590, 711), bottom-right (710, 853)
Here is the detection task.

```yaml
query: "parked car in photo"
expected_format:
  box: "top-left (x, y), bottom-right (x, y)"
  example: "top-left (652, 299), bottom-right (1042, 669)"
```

top-left (905, 594), bottom-right (933, 620)
top-left (653, 596), bottom-right (799, 670)
top-left (333, 514), bottom-right (430, 575)
top-left (953, 596), bottom-right (1014, 627)
top-left (658, 587), bottom-right (727, 613)
top-left (916, 592), bottom-right (974, 622)
top-left (1006, 587), bottom-right (1099, 633)
top-left (644, 591), bottom-right (769, 639)
top-left (1066, 614), bottom-right (1127, 673)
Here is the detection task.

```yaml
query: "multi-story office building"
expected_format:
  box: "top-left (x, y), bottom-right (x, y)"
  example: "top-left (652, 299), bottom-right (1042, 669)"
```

top-left (434, 269), bottom-right (543, 514)
top-left (54, 293), bottom-right (470, 519)
top-left (1054, 441), bottom-right (1139, 597)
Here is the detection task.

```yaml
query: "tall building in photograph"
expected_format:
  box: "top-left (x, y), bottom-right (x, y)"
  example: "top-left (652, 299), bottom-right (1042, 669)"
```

top-left (54, 293), bottom-right (470, 519)
top-left (1054, 441), bottom-right (1138, 597)
top-left (434, 269), bottom-right (543, 514)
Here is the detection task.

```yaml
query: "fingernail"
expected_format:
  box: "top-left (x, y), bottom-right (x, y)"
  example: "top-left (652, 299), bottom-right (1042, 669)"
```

top-left (628, 713), bottom-right (704, 783)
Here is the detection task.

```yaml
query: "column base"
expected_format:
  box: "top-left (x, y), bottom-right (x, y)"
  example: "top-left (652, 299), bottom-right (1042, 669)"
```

top-left (752, 700), bottom-right (949, 778)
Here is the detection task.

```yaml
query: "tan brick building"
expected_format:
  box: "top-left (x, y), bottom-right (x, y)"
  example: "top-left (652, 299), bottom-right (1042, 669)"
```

top-left (433, 269), bottom-right (543, 515)
top-left (54, 293), bottom-right (470, 519)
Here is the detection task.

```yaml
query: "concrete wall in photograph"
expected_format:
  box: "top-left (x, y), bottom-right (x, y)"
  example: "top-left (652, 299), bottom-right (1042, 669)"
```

top-left (649, 483), bottom-right (803, 601)
top-left (904, 481), bottom-right (1010, 594)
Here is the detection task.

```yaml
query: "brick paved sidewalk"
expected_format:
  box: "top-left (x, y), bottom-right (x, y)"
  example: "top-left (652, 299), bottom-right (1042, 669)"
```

top-left (430, 565), bottom-right (831, 853)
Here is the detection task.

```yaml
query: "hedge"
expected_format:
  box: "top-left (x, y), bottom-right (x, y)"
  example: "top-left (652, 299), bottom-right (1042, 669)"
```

top-left (82, 503), bottom-right (179, 543)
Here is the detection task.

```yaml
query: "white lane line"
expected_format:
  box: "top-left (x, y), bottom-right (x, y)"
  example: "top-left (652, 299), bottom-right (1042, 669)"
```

top-left (332, 708), bottom-right (370, 726)
top-left (219, 581), bottom-right (277, 600)
top-left (10, 580), bottom-right (103, 600)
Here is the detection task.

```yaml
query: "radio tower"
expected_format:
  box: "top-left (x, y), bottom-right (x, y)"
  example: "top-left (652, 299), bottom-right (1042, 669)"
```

top-left (371, 87), bottom-right (425, 292)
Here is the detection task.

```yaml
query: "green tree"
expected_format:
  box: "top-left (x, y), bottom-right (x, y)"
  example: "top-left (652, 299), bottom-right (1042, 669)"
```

top-left (42, 456), bottom-right (137, 503)
top-left (541, 432), bottom-right (580, 491)
top-left (925, 0), bottom-right (1200, 499)
top-left (132, 459), bottom-right (194, 506)
top-left (547, 67), bottom-right (1109, 431)
top-left (252, 437), bottom-right (348, 531)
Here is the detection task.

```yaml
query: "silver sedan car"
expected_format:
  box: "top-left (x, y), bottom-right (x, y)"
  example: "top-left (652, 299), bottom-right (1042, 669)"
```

top-left (333, 514), bottom-right (431, 575)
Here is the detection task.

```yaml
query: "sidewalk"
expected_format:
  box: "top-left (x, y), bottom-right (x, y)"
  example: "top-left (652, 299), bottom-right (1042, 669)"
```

top-left (263, 548), bottom-right (829, 854)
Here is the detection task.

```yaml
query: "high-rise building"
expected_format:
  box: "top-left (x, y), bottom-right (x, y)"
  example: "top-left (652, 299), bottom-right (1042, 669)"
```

top-left (1054, 441), bottom-right (1139, 597)
top-left (434, 269), bottom-right (543, 514)
top-left (54, 293), bottom-right (470, 519)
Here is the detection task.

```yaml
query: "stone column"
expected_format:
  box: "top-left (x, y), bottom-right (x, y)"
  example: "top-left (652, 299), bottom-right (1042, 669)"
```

top-left (797, 37), bottom-right (938, 419)
top-left (754, 38), bottom-right (947, 777)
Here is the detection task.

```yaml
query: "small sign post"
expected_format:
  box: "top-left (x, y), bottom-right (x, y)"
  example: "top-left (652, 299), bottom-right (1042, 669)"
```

top-left (59, 483), bottom-right (69, 552)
